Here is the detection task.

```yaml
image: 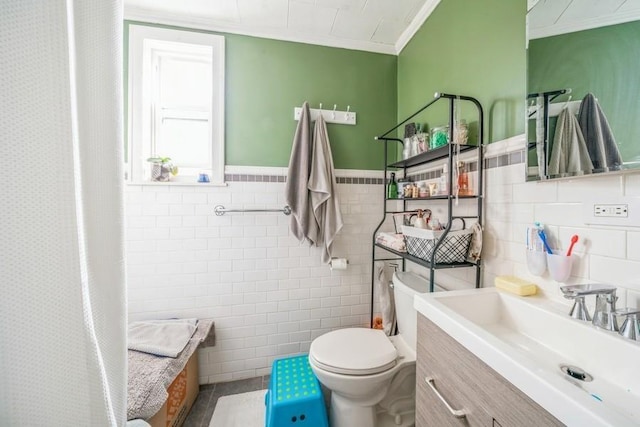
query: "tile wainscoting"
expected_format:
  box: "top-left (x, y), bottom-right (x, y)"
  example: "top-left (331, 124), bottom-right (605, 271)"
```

top-left (125, 167), bottom-right (391, 384)
top-left (125, 137), bottom-right (640, 384)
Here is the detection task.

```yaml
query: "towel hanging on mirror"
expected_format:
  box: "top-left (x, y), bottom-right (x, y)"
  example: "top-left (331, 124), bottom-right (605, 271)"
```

top-left (549, 108), bottom-right (593, 176)
top-left (577, 93), bottom-right (622, 172)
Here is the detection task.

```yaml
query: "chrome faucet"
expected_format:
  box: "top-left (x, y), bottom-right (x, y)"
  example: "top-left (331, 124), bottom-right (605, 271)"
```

top-left (560, 284), bottom-right (619, 331)
top-left (615, 308), bottom-right (640, 341)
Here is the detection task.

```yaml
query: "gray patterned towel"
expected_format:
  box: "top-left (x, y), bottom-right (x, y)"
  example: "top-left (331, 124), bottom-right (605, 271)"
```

top-left (127, 319), bottom-right (214, 421)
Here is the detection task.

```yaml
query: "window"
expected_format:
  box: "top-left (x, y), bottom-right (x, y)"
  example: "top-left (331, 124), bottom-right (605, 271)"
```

top-left (128, 25), bottom-right (225, 183)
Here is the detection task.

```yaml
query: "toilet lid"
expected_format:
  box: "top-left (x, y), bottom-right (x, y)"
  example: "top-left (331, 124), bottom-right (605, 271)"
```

top-left (309, 328), bottom-right (397, 376)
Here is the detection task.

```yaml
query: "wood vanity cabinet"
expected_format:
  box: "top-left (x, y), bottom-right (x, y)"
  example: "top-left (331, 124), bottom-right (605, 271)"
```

top-left (416, 314), bottom-right (564, 427)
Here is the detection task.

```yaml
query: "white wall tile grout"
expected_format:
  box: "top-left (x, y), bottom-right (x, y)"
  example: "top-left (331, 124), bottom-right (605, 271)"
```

top-left (125, 180), bottom-right (384, 382)
top-left (126, 148), bottom-right (640, 383)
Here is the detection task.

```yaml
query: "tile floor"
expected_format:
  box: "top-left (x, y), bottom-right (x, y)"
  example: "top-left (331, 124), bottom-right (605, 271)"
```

top-left (183, 375), bottom-right (331, 427)
top-left (183, 375), bottom-right (270, 427)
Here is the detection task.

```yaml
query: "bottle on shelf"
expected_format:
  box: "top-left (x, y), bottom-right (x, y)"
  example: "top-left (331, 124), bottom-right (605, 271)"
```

top-left (402, 139), bottom-right (411, 159)
top-left (457, 161), bottom-right (472, 196)
top-left (439, 163), bottom-right (449, 195)
top-left (404, 183), bottom-right (414, 198)
top-left (419, 182), bottom-right (429, 198)
top-left (387, 172), bottom-right (397, 199)
top-left (397, 178), bottom-right (408, 198)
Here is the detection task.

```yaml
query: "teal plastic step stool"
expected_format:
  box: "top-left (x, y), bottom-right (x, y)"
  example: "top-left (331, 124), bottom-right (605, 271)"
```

top-left (265, 354), bottom-right (329, 427)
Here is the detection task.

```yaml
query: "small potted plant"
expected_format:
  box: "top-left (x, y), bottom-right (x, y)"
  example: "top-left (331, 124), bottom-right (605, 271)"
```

top-left (146, 157), bottom-right (178, 182)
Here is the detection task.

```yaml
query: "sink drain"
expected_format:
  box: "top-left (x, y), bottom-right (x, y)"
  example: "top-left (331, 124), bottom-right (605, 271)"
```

top-left (560, 365), bottom-right (593, 382)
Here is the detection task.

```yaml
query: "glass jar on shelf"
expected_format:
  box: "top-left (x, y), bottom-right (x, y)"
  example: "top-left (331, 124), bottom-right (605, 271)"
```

top-left (453, 119), bottom-right (468, 145)
top-left (416, 132), bottom-right (428, 153)
top-left (430, 125), bottom-right (449, 150)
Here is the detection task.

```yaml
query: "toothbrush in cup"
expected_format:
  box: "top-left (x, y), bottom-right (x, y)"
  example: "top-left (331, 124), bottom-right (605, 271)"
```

top-left (566, 235), bottom-right (579, 256)
top-left (537, 229), bottom-right (554, 255)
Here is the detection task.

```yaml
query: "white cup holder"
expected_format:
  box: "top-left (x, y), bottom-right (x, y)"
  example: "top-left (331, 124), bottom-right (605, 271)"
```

top-left (546, 251), bottom-right (573, 282)
top-left (526, 250), bottom-right (547, 276)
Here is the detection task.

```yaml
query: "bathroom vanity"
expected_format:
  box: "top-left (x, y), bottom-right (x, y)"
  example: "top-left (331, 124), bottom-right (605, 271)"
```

top-left (414, 288), bottom-right (640, 427)
top-left (416, 314), bottom-right (561, 426)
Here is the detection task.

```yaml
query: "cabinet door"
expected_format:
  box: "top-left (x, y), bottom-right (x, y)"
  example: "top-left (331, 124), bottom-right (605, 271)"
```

top-left (416, 327), bottom-right (491, 426)
top-left (415, 369), bottom-right (471, 426)
top-left (417, 315), bottom-right (564, 427)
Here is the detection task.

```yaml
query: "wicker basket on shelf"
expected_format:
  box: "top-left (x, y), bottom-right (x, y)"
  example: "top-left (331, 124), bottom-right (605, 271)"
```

top-left (402, 225), bottom-right (473, 264)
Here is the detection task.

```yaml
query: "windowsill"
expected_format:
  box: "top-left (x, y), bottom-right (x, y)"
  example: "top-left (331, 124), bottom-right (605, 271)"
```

top-left (126, 180), bottom-right (227, 187)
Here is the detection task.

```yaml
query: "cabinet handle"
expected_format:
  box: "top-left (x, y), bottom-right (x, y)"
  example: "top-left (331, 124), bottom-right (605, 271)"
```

top-left (425, 377), bottom-right (466, 418)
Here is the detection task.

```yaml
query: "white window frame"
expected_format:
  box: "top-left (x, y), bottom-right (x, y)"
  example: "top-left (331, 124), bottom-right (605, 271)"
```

top-left (128, 25), bottom-right (225, 184)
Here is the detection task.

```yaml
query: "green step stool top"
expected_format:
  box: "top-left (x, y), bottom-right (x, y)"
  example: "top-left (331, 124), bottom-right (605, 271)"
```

top-left (265, 354), bottom-right (329, 427)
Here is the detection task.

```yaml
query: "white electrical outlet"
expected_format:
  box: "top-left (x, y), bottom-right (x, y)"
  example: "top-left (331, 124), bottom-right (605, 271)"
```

top-left (584, 198), bottom-right (640, 226)
top-left (594, 204), bottom-right (628, 218)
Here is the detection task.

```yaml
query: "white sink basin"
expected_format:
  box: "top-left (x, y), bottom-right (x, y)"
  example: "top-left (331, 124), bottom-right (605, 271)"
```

top-left (414, 287), bottom-right (640, 427)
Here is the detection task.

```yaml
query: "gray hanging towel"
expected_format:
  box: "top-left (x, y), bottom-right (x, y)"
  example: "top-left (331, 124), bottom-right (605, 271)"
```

top-left (285, 102), bottom-right (319, 245)
top-left (308, 113), bottom-right (343, 264)
top-left (549, 108), bottom-right (593, 176)
top-left (577, 93), bottom-right (623, 172)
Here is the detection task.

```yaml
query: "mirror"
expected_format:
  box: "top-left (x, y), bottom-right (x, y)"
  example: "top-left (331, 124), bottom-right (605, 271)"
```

top-left (526, 0), bottom-right (640, 181)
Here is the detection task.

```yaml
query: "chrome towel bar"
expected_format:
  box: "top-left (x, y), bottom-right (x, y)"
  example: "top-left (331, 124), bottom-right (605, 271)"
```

top-left (214, 205), bottom-right (292, 216)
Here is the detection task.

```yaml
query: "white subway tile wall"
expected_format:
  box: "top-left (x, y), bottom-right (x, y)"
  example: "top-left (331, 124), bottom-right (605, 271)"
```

top-left (481, 136), bottom-right (640, 313)
top-left (125, 138), bottom-right (640, 384)
top-left (125, 177), bottom-right (390, 383)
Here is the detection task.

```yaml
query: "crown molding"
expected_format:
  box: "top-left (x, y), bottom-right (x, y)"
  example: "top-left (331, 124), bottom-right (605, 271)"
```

top-left (529, 10), bottom-right (640, 40)
top-left (394, 0), bottom-right (441, 54)
top-left (124, 6), bottom-right (397, 55)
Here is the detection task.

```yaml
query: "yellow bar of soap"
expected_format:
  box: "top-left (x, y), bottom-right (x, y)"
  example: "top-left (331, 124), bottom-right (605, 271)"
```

top-left (495, 276), bottom-right (537, 296)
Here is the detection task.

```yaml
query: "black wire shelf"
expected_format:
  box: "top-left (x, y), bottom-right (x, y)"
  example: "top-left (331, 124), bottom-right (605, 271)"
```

top-left (374, 243), bottom-right (477, 270)
top-left (388, 144), bottom-right (478, 168)
top-left (386, 194), bottom-right (479, 201)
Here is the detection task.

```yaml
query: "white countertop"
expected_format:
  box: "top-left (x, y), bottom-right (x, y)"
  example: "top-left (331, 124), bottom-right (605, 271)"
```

top-left (414, 288), bottom-right (640, 427)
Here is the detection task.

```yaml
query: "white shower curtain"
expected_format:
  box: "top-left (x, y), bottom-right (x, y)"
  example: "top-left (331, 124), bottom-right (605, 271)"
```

top-left (1, 1), bottom-right (126, 426)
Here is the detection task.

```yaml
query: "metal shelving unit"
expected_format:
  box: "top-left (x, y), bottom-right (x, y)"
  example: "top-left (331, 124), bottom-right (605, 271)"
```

top-left (370, 92), bottom-right (484, 327)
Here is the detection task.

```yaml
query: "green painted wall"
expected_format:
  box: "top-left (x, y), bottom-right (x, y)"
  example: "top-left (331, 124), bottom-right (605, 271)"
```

top-left (397, 0), bottom-right (526, 144)
top-left (528, 21), bottom-right (640, 163)
top-left (125, 22), bottom-right (397, 170)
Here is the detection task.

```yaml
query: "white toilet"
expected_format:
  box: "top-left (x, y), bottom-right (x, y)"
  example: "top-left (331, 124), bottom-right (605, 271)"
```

top-left (309, 272), bottom-right (433, 427)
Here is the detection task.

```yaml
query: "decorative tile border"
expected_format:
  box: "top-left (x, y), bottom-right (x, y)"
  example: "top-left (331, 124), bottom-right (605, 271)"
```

top-left (224, 173), bottom-right (384, 185)
top-left (337, 177), bottom-right (385, 185)
top-left (224, 174), bottom-right (286, 183)
top-left (223, 150), bottom-right (524, 184)
top-left (407, 160), bottom-right (479, 181)
top-left (484, 149), bottom-right (524, 170)
top-left (405, 150), bottom-right (524, 180)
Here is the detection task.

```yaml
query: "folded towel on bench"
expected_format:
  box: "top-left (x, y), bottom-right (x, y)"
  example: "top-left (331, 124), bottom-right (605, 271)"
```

top-left (128, 318), bottom-right (197, 357)
top-left (127, 319), bottom-right (213, 421)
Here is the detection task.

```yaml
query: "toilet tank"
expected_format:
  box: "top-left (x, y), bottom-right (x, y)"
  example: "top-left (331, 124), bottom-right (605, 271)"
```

top-left (392, 272), bottom-right (433, 351)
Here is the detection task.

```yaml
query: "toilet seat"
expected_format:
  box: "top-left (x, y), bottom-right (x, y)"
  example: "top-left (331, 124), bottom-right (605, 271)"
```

top-left (309, 328), bottom-right (397, 376)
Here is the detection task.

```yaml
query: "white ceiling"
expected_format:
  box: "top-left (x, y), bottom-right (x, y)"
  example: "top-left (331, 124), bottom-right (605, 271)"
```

top-left (125, 0), bottom-right (640, 55)
top-left (124, 0), bottom-right (440, 55)
top-left (528, 0), bottom-right (640, 39)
